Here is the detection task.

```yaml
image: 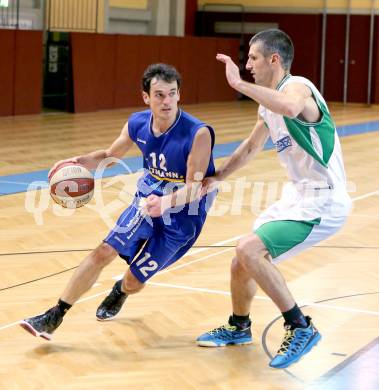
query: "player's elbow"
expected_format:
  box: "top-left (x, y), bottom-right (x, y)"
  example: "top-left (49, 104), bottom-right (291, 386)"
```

top-left (283, 97), bottom-right (304, 118)
top-left (283, 104), bottom-right (301, 118)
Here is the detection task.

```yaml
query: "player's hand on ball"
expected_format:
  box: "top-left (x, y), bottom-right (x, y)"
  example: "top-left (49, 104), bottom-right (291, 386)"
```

top-left (49, 162), bottom-right (94, 208)
top-left (48, 157), bottom-right (79, 181)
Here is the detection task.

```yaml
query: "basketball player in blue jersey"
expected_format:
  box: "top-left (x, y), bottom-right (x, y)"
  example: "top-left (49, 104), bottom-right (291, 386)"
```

top-left (20, 63), bottom-right (216, 340)
top-left (196, 29), bottom-right (351, 369)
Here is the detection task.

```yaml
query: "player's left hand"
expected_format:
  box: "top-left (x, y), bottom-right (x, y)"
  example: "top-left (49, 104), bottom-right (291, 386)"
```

top-left (200, 176), bottom-right (220, 197)
top-left (144, 194), bottom-right (171, 217)
top-left (216, 53), bottom-right (241, 89)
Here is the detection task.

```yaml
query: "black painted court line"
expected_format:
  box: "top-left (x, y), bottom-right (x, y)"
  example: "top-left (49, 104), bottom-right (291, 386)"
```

top-left (0, 266), bottom-right (78, 292)
top-left (309, 337), bottom-right (379, 390)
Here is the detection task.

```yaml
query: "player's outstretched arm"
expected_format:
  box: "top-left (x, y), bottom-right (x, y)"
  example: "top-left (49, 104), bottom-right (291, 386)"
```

top-left (215, 118), bottom-right (268, 182)
top-left (77, 122), bottom-right (134, 168)
top-left (48, 122), bottom-right (134, 178)
top-left (201, 118), bottom-right (268, 196)
top-left (236, 81), bottom-right (311, 119)
top-left (216, 53), bottom-right (311, 118)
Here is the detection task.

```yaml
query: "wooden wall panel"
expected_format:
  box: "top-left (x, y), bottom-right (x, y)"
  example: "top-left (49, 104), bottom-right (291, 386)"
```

top-left (324, 15), bottom-right (346, 101)
top-left (114, 35), bottom-right (163, 108)
top-left (13, 30), bottom-right (43, 115)
top-left (185, 0), bottom-right (198, 36)
top-left (158, 36), bottom-right (192, 103)
top-left (176, 37), bottom-right (200, 104)
top-left (348, 15), bottom-right (370, 103)
top-left (197, 37), bottom-right (218, 102)
top-left (159, 36), bottom-right (181, 67)
top-left (196, 12), bottom-right (321, 87)
top-left (0, 30), bottom-right (15, 117)
top-left (134, 35), bottom-right (161, 101)
top-left (70, 33), bottom-right (97, 112)
top-left (95, 34), bottom-right (117, 109)
top-left (114, 35), bottom-right (145, 108)
top-left (194, 10), bottom-right (379, 104)
top-left (215, 38), bottom-right (239, 101)
top-left (373, 16), bottom-right (379, 104)
top-left (197, 37), bottom-right (239, 102)
top-left (72, 34), bottom-right (239, 112)
top-left (117, 35), bottom-right (238, 108)
top-left (278, 14), bottom-right (321, 85)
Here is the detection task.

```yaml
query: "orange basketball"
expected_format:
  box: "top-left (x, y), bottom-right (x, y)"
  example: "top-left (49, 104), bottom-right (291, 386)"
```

top-left (49, 163), bottom-right (94, 208)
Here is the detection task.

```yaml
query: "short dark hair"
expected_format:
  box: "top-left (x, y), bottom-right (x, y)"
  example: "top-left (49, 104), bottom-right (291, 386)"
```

top-left (249, 29), bottom-right (294, 71)
top-left (142, 63), bottom-right (182, 93)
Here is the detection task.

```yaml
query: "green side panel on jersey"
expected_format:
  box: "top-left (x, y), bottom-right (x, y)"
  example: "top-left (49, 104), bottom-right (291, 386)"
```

top-left (283, 100), bottom-right (335, 167)
top-left (313, 102), bottom-right (336, 165)
top-left (255, 218), bottom-right (321, 258)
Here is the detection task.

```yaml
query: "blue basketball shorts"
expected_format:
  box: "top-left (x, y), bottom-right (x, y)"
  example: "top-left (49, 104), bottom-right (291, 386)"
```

top-left (104, 196), bottom-right (208, 283)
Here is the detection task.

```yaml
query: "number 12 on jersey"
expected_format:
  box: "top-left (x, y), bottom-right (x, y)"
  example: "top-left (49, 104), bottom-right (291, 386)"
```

top-left (149, 152), bottom-right (167, 171)
top-left (136, 252), bottom-right (159, 277)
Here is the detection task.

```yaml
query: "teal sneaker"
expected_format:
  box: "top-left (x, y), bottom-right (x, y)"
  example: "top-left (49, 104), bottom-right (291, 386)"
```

top-left (197, 316), bottom-right (252, 347)
top-left (270, 316), bottom-right (321, 369)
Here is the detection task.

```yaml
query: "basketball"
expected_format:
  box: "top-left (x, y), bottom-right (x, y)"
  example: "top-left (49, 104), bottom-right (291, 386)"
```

top-left (49, 163), bottom-right (94, 208)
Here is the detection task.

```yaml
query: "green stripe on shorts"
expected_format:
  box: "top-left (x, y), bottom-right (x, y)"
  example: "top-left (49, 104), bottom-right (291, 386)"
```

top-left (255, 218), bottom-right (321, 259)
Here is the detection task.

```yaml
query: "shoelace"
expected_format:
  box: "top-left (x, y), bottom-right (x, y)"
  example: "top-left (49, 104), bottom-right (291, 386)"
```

top-left (208, 324), bottom-right (237, 335)
top-left (277, 328), bottom-right (295, 355)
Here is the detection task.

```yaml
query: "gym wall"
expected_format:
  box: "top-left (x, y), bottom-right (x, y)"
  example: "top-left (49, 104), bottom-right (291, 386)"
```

top-left (0, 29), bottom-right (43, 116)
top-left (70, 33), bottom-right (239, 112)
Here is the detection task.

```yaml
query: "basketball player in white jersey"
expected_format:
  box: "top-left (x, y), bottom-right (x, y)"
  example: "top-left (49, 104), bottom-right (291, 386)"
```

top-left (196, 29), bottom-right (351, 369)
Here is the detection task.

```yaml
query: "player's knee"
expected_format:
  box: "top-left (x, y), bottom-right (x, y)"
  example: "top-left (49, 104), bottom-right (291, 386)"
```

top-left (91, 243), bottom-right (117, 268)
top-left (231, 256), bottom-right (247, 276)
top-left (121, 271), bottom-right (145, 294)
top-left (236, 235), bottom-right (262, 268)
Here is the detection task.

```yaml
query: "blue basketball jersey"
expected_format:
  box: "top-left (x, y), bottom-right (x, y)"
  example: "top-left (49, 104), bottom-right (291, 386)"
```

top-left (128, 109), bottom-right (215, 200)
top-left (104, 109), bottom-right (217, 283)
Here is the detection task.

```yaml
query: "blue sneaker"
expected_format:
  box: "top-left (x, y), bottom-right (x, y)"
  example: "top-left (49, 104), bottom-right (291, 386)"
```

top-left (270, 316), bottom-right (321, 369)
top-left (196, 316), bottom-right (252, 347)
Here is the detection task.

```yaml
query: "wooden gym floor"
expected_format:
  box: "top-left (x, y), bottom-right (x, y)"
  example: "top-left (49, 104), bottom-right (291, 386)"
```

top-left (0, 101), bottom-right (378, 389)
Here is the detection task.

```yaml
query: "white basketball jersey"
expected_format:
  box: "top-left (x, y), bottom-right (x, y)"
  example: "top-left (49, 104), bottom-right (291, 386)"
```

top-left (257, 74), bottom-right (351, 222)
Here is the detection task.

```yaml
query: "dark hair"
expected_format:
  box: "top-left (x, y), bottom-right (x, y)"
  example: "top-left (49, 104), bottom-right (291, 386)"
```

top-left (249, 29), bottom-right (294, 71)
top-left (142, 63), bottom-right (182, 93)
